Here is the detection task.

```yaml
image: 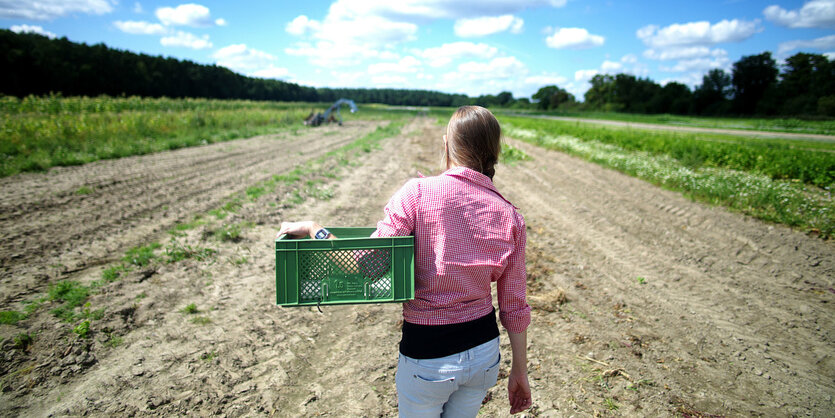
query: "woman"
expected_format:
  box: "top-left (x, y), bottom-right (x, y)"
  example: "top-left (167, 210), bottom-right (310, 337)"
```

top-left (279, 106), bottom-right (532, 416)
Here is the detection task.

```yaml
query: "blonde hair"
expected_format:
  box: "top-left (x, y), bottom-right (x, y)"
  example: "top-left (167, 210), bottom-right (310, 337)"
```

top-left (444, 106), bottom-right (502, 180)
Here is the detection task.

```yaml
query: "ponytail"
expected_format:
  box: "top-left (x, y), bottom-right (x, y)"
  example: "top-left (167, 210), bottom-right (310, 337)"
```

top-left (444, 106), bottom-right (502, 180)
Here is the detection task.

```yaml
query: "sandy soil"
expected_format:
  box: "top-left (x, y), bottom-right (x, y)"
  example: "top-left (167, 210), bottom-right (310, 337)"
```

top-left (0, 116), bottom-right (833, 417)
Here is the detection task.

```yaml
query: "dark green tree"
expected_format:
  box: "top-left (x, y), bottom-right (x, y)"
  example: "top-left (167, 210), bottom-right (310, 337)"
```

top-left (532, 85), bottom-right (575, 110)
top-left (693, 69), bottom-right (732, 115)
top-left (732, 52), bottom-right (778, 114)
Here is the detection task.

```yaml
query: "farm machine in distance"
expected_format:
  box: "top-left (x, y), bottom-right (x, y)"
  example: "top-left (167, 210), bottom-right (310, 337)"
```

top-left (304, 98), bottom-right (358, 127)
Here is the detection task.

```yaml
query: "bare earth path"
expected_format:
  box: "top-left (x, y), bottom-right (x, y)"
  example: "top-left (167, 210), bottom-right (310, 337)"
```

top-left (0, 116), bottom-right (832, 416)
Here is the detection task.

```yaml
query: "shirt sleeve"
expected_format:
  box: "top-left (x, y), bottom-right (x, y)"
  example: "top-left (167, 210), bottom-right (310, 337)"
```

top-left (497, 211), bottom-right (531, 334)
top-left (372, 179), bottom-right (418, 238)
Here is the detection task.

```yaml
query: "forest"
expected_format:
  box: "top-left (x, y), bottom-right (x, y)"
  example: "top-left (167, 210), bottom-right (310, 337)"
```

top-left (2, 29), bottom-right (833, 117)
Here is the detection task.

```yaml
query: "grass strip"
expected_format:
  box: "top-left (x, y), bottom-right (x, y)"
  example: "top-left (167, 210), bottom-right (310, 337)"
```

top-left (502, 116), bottom-right (835, 189)
top-left (505, 125), bottom-right (834, 237)
top-left (498, 109), bottom-right (835, 136)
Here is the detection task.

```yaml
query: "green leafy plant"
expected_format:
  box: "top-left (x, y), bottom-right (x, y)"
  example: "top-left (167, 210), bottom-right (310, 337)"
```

top-left (0, 310), bottom-right (25, 325)
top-left (73, 320), bottom-right (91, 338)
top-left (75, 186), bottom-right (93, 195)
top-left (123, 243), bottom-right (161, 267)
top-left (48, 281), bottom-right (91, 321)
top-left (190, 316), bottom-right (212, 325)
top-left (181, 303), bottom-right (199, 314)
top-left (13, 333), bottom-right (33, 350)
top-left (165, 241), bottom-right (217, 262)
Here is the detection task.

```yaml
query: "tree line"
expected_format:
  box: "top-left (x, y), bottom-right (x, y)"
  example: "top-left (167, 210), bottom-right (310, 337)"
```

top-left (2, 29), bottom-right (833, 117)
top-left (530, 52), bottom-right (835, 117)
top-left (0, 30), bottom-right (469, 107)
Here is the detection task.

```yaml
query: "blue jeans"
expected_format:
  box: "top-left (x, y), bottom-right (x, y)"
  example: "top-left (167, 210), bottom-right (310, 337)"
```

top-left (395, 337), bottom-right (501, 418)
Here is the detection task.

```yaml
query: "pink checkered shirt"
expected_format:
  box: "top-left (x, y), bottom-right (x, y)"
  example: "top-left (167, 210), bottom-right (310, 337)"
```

top-left (372, 167), bottom-right (531, 334)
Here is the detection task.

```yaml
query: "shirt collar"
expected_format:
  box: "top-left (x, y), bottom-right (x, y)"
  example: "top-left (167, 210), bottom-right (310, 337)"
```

top-left (442, 166), bottom-right (517, 208)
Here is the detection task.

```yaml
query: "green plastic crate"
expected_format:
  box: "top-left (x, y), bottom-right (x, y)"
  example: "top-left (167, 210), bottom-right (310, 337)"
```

top-left (275, 227), bottom-right (414, 306)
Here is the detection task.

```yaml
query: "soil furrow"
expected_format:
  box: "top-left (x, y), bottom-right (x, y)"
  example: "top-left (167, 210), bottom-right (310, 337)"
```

top-left (0, 123), bottom-right (379, 303)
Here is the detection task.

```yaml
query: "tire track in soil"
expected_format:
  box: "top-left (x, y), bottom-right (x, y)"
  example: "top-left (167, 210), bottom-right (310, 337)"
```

top-left (0, 121), bottom-right (381, 303)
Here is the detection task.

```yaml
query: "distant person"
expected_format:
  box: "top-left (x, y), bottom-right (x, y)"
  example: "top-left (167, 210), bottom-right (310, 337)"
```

top-left (279, 105), bottom-right (532, 417)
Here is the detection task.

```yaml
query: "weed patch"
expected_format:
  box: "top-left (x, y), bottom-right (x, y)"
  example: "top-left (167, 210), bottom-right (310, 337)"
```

top-left (181, 303), bottom-right (199, 314)
top-left (0, 310), bottom-right (25, 325)
top-left (75, 186), bottom-right (93, 195)
top-left (48, 281), bottom-right (90, 322)
top-left (501, 143), bottom-right (530, 164)
top-left (13, 333), bottom-right (33, 350)
top-left (190, 316), bottom-right (212, 325)
top-left (73, 320), bottom-right (91, 338)
top-left (123, 243), bottom-right (161, 267)
top-left (165, 240), bottom-right (217, 262)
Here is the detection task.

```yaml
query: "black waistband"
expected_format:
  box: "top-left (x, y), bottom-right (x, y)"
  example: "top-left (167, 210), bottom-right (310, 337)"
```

top-left (399, 308), bottom-right (500, 359)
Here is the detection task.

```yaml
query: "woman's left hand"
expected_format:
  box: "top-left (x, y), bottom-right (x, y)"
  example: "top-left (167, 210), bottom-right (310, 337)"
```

top-left (277, 221), bottom-right (317, 239)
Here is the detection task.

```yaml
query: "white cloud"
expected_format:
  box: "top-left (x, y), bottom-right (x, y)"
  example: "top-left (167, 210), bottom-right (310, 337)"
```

top-left (319, 15), bottom-right (417, 44)
top-left (372, 74), bottom-right (409, 86)
top-left (417, 42), bottom-right (498, 67)
top-left (212, 44), bottom-right (277, 71)
top-left (601, 60), bottom-right (622, 72)
top-left (456, 56), bottom-right (526, 79)
top-left (637, 19), bottom-right (761, 48)
top-left (326, 0), bottom-right (566, 21)
top-left (10, 24), bottom-right (57, 39)
top-left (368, 56), bottom-right (421, 74)
top-left (285, 40), bottom-right (387, 67)
top-left (160, 31), bottom-right (212, 49)
top-left (454, 14), bottom-right (524, 37)
top-left (252, 66), bottom-right (290, 79)
top-left (114, 20), bottom-right (167, 35)
top-left (524, 74), bottom-right (568, 86)
top-left (764, 0), bottom-right (835, 29)
top-left (286, 0), bottom-right (563, 68)
top-left (662, 55), bottom-right (731, 72)
top-left (545, 27), bottom-right (605, 49)
top-left (286, 15), bottom-right (321, 36)
top-left (643, 47), bottom-right (729, 61)
top-left (574, 69), bottom-right (600, 82)
top-left (621, 54), bottom-right (638, 64)
top-left (133, 2), bottom-right (144, 14)
top-left (826, 52), bottom-right (835, 60)
top-left (436, 56), bottom-right (529, 96)
top-left (777, 34), bottom-right (835, 55)
top-left (156, 3), bottom-right (224, 27)
top-left (0, 0), bottom-right (112, 20)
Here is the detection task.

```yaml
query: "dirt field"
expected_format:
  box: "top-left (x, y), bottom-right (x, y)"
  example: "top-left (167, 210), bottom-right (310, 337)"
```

top-left (1, 116), bottom-right (833, 417)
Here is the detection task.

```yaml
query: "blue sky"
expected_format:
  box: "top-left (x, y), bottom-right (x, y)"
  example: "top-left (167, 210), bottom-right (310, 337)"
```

top-left (2, 0), bottom-right (834, 100)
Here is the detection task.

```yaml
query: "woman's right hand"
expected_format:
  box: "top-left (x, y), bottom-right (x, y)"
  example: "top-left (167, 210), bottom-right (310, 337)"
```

top-left (508, 367), bottom-right (532, 414)
top-left (278, 221), bottom-right (318, 239)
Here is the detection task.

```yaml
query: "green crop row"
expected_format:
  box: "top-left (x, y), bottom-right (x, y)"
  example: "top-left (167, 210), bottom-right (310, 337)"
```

top-left (502, 116), bottom-right (835, 189)
top-left (498, 110), bottom-right (835, 136)
top-left (504, 123), bottom-right (834, 236)
top-left (0, 95), bottom-right (381, 178)
top-left (0, 93), bottom-right (313, 114)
